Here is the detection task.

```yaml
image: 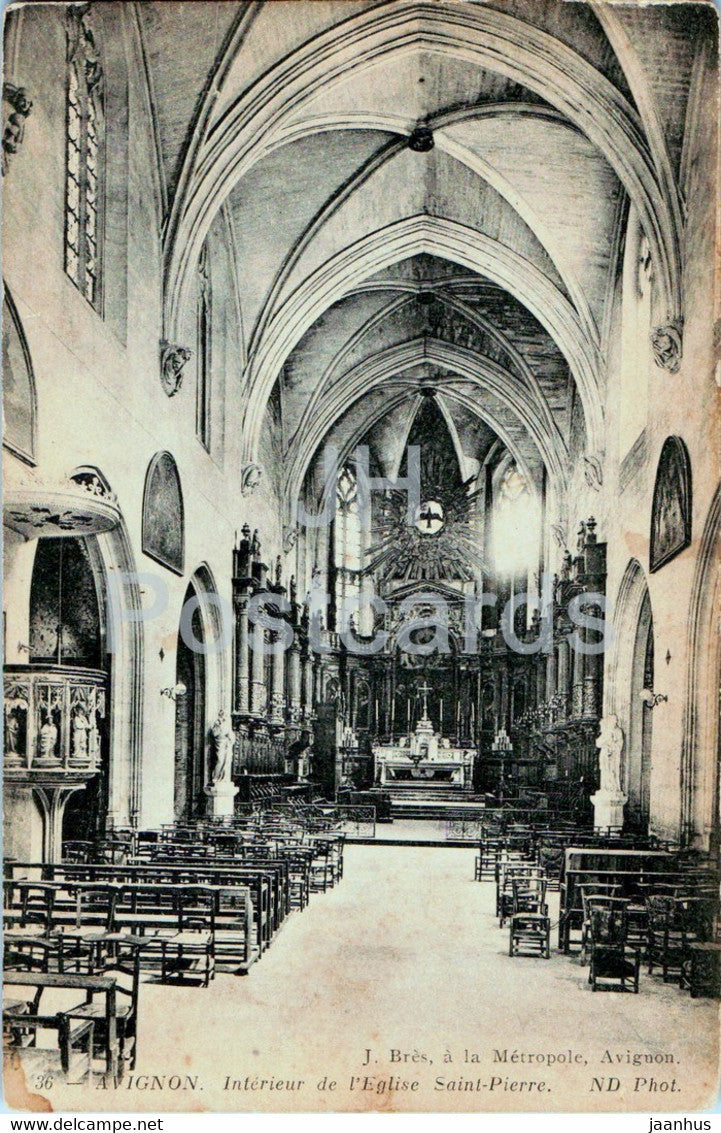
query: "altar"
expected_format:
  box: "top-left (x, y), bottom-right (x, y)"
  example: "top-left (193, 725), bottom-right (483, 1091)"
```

top-left (373, 705), bottom-right (475, 791)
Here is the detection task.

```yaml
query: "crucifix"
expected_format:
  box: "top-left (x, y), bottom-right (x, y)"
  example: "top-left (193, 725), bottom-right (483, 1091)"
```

top-left (418, 680), bottom-right (432, 721)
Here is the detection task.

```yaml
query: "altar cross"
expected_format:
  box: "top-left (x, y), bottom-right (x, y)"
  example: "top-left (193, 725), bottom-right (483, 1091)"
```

top-left (418, 680), bottom-right (432, 720)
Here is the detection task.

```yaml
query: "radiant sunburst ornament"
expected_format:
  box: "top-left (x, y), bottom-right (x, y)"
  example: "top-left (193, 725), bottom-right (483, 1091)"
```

top-left (366, 479), bottom-right (484, 582)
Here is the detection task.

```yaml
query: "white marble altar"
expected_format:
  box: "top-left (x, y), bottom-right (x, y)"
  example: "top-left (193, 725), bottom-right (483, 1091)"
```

top-left (373, 699), bottom-right (474, 791)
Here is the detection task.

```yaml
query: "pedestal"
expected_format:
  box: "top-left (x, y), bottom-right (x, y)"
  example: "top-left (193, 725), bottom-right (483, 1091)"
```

top-left (205, 781), bottom-right (239, 819)
top-left (590, 789), bottom-right (627, 832)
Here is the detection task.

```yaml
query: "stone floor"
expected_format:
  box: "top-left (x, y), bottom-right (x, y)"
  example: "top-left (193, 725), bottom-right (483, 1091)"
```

top-left (9, 836), bottom-right (720, 1114)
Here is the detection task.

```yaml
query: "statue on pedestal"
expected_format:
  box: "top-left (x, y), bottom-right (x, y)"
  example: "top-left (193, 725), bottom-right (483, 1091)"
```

top-left (209, 710), bottom-right (235, 786)
top-left (596, 714), bottom-right (623, 795)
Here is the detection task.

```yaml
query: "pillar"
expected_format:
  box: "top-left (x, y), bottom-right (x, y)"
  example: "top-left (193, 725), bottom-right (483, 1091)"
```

top-left (251, 621), bottom-right (267, 717)
top-left (545, 647), bottom-right (557, 699)
top-left (234, 599), bottom-right (249, 714)
top-left (288, 646), bottom-right (302, 722)
top-left (301, 653), bottom-right (314, 722)
top-left (270, 636), bottom-right (285, 725)
top-left (557, 639), bottom-right (570, 700)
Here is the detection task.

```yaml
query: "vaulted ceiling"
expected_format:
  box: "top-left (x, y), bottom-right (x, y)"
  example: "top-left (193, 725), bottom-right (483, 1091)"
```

top-left (134, 0), bottom-right (711, 515)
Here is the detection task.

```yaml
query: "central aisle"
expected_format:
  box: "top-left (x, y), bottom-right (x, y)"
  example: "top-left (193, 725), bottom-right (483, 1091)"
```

top-left (62, 843), bottom-right (719, 1113)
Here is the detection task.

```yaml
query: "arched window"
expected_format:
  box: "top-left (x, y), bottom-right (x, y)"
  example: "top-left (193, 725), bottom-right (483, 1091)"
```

top-left (64, 5), bottom-right (104, 310)
top-left (142, 452), bottom-right (184, 575)
top-left (196, 244), bottom-right (211, 450)
top-left (334, 466), bottom-right (362, 628)
top-left (491, 460), bottom-right (539, 578)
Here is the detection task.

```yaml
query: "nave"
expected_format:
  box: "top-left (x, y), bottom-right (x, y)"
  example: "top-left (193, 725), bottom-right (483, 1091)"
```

top-left (2, 0), bottom-right (720, 1114)
top-left (7, 831), bottom-right (717, 1115)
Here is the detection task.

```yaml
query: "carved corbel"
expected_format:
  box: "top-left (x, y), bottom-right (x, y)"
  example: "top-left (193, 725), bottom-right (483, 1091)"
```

top-left (160, 341), bottom-right (192, 397)
top-left (583, 453), bottom-right (604, 492)
top-left (2, 84), bottom-right (32, 175)
top-left (651, 324), bottom-right (682, 374)
top-left (241, 463), bottom-right (263, 497)
top-left (551, 523), bottom-right (566, 549)
top-left (283, 523), bottom-right (300, 553)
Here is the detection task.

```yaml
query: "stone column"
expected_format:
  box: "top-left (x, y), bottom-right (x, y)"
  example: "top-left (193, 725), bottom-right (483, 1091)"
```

top-left (251, 621), bottom-right (267, 717)
top-left (288, 646), bottom-right (302, 722)
top-left (557, 639), bottom-right (570, 697)
top-left (270, 636), bottom-right (285, 725)
top-left (536, 656), bottom-right (546, 704)
top-left (34, 785), bottom-right (85, 863)
top-left (312, 659), bottom-right (322, 706)
top-left (234, 599), bottom-right (249, 714)
top-left (499, 664), bottom-right (510, 730)
top-left (545, 647), bottom-right (557, 699)
top-left (571, 629), bottom-right (585, 716)
top-left (302, 653), bottom-right (314, 722)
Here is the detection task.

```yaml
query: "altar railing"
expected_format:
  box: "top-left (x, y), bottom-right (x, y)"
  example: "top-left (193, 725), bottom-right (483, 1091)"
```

top-left (4, 664), bottom-right (106, 779)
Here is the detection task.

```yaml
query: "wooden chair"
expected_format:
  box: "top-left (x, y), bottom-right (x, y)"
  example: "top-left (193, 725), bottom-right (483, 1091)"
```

top-left (3, 934), bottom-right (58, 976)
top-left (19, 883), bottom-right (57, 930)
top-left (4, 1008), bottom-right (95, 1085)
top-left (579, 884), bottom-right (623, 957)
top-left (680, 943), bottom-right (721, 998)
top-left (56, 883), bottom-right (120, 973)
top-left (648, 895), bottom-right (716, 983)
top-left (3, 954), bottom-right (95, 1087)
top-left (511, 875), bottom-right (548, 917)
top-left (160, 887), bottom-right (216, 986)
top-left (496, 865), bottom-right (543, 926)
top-left (587, 905), bottom-right (641, 993)
top-left (509, 911), bottom-right (551, 958)
top-left (309, 841), bottom-right (334, 892)
top-left (61, 936), bottom-right (143, 1080)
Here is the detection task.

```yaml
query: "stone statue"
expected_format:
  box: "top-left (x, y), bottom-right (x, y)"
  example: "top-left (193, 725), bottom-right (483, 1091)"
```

top-left (38, 715), bottom-right (58, 760)
top-left (71, 706), bottom-right (90, 761)
top-left (160, 341), bottom-right (192, 397)
top-left (651, 324), bottom-right (682, 374)
top-left (209, 710), bottom-right (235, 786)
top-left (2, 84), bottom-right (32, 175)
top-left (596, 714), bottom-right (624, 795)
top-left (5, 710), bottom-right (20, 753)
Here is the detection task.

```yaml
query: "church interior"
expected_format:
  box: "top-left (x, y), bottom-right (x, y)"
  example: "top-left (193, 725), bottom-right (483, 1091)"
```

top-left (2, 0), bottom-right (720, 1112)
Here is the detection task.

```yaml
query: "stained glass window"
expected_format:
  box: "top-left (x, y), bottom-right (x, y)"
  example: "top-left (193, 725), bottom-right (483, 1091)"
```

top-left (64, 8), bottom-right (103, 310)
